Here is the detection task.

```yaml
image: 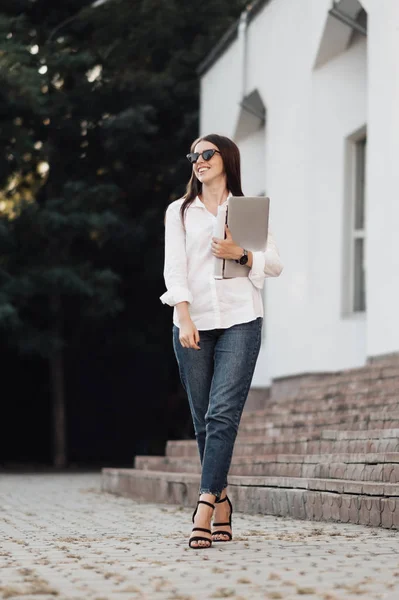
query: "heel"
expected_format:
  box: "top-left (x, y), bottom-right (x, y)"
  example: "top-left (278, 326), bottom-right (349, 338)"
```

top-left (212, 495), bottom-right (233, 542)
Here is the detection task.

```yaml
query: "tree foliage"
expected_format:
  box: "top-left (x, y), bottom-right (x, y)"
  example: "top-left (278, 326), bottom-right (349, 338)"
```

top-left (0, 0), bottom-right (248, 463)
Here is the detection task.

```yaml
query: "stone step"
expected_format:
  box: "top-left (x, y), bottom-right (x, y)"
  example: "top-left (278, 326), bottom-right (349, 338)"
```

top-left (286, 386), bottom-right (399, 406)
top-left (301, 373), bottom-right (399, 392)
top-left (247, 357), bottom-right (399, 412)
top-left (254, 371), bottom-right (399, 412)
top-left (270, 372), bottom-right (399, 403)
top-left (237, 421), bottom-right (399, 442)
top-left (262, 356), bottom-right (399, 406)
top-left (246, 390), bottom-right (399, 414)
top-left (239, 410), bottom-right (399, 435)
top-left (242, 422), bottom-right (399, 440)
top-left (295, 364), bottom-right (399, 389)
top-left (101, 467), bottom-right (399, 529)
top-left (240, 404), bottom-right (399, 425)
top-left (322, 428), bottom-right (399, 440)
top-left (238, 422), bottom-right (399, 442)
top-left (238, 423), bottom-right (399, 439)
top-left (166, 430), bottom-right (399, 458)
top-left (135, 452), bottom-right (399, 482)
top-left (243, 395), bottom-right (399, 419)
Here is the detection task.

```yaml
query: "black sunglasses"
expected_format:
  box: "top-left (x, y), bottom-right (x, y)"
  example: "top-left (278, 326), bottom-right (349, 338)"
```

top-left (186, 149), bottom-right (221, 164)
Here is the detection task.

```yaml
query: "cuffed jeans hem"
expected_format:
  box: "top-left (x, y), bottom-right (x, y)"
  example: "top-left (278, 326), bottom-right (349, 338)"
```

top-left (199, 488), bottom-right (222, 500)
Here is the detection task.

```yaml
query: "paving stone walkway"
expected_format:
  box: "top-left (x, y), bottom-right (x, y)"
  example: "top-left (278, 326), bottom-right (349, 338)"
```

top-left (0, 473), bottom-right (399, 600)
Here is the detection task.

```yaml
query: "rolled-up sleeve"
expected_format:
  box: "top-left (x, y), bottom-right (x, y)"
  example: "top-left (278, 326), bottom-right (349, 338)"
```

top-left (160, 202), bottom-right (193, 307)
top-left (248, 230), bottom-right (283, 290)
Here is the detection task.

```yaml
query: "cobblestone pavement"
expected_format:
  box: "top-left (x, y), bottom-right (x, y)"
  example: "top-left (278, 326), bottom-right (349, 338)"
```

top-left (1, 473), bottom-right (399, 600)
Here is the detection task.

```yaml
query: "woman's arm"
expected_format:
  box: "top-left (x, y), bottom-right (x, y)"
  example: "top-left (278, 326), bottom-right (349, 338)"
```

top-left (160, 203), bottom-right (200, 350)
top-left (160, 202), bottom-right (193, 306)
top-left (175, 301), bottom-right (200, 350)
top-left (248, 230), bottom-right (283, 289)
top-left (211, 226), bottom-right (283, 290)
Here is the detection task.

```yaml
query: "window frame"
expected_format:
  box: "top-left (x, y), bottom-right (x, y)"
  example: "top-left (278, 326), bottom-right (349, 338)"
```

top-left (343, 126), bottom-right (367, 316)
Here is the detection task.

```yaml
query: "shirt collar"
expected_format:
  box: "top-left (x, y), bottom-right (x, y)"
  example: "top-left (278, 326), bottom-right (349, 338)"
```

top-left (192, 196), bottom-right (204, 208)
top-left (192, 193), bottom-right (232, 209)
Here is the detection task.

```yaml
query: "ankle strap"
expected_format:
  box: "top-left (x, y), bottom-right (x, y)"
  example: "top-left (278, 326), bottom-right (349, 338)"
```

top-left (198, 500), bottom-right (215, 509)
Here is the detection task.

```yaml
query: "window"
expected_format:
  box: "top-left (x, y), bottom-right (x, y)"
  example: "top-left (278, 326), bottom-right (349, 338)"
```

top-left (350, 136), bottom-right (366, 312)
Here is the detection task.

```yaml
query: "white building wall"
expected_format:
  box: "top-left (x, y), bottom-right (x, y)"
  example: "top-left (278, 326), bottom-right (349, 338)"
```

top-left (236, 127), bottom-right (269, 386)
top-left (361, 0), bottom-right (399, 358)
top-left (199, 0), bottom-right (399, 385)
top-left (238, 127), bottom-right (266, 196)
top-left (304, 37), bottom-right (367, 374)
top-left (199, 39), bottom-right (242, 138)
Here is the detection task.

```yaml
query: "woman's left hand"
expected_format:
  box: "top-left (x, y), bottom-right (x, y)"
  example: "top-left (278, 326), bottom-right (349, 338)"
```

top-left (211, 225), bottom-right (242, 261)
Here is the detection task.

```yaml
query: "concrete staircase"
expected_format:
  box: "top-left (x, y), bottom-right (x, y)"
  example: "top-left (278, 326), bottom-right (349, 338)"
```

top-left (102, 354), bottom-right (399, 529)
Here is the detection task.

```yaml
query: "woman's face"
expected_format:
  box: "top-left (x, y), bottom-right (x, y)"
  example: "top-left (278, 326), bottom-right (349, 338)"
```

top-left (193, 140), bottom-right (225, 186)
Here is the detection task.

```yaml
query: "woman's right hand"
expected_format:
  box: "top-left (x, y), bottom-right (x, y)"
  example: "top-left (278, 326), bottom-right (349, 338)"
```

top-left (179, 317), bottom-right (200, 350)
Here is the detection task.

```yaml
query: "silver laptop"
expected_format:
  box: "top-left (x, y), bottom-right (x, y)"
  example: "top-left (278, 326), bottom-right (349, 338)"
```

top-left (214, 196), bottom-right (270, 279)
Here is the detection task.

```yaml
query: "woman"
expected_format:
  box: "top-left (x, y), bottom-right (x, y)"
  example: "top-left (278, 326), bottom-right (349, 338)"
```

top-left (160, 134), bottom-right (283, 549)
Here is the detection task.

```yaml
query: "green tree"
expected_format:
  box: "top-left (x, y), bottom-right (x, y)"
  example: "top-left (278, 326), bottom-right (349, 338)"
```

top-left (0, 3), bottom-right (124, 467)
top-left (0, 0), bottom-right (248, 466)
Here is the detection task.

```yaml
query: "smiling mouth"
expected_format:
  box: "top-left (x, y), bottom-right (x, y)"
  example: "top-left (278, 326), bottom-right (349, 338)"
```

top-left (197, 167), bottom-right (210, 174)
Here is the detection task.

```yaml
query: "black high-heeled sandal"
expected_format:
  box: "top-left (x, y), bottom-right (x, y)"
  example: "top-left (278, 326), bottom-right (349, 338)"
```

top-left (188, 499), bottom-right (215, 549)
top-left (212, 495), bottom-right (233, 542)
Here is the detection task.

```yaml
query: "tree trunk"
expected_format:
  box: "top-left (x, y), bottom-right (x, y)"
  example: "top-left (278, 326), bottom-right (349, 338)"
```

top-left (50, 293), bottom-right (67, 468)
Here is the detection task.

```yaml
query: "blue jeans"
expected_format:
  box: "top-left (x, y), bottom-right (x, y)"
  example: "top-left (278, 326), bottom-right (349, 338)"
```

top-left (173, 317), bottom-right (262, 498)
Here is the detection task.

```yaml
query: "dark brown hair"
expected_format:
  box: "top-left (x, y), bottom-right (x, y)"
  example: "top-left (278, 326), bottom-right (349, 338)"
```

top-left (180, 134), bottom-right (244, 224)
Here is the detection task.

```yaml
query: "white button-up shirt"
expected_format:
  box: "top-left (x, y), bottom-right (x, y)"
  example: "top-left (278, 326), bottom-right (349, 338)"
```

top-left (160, 196), bottom-right (283, 330)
